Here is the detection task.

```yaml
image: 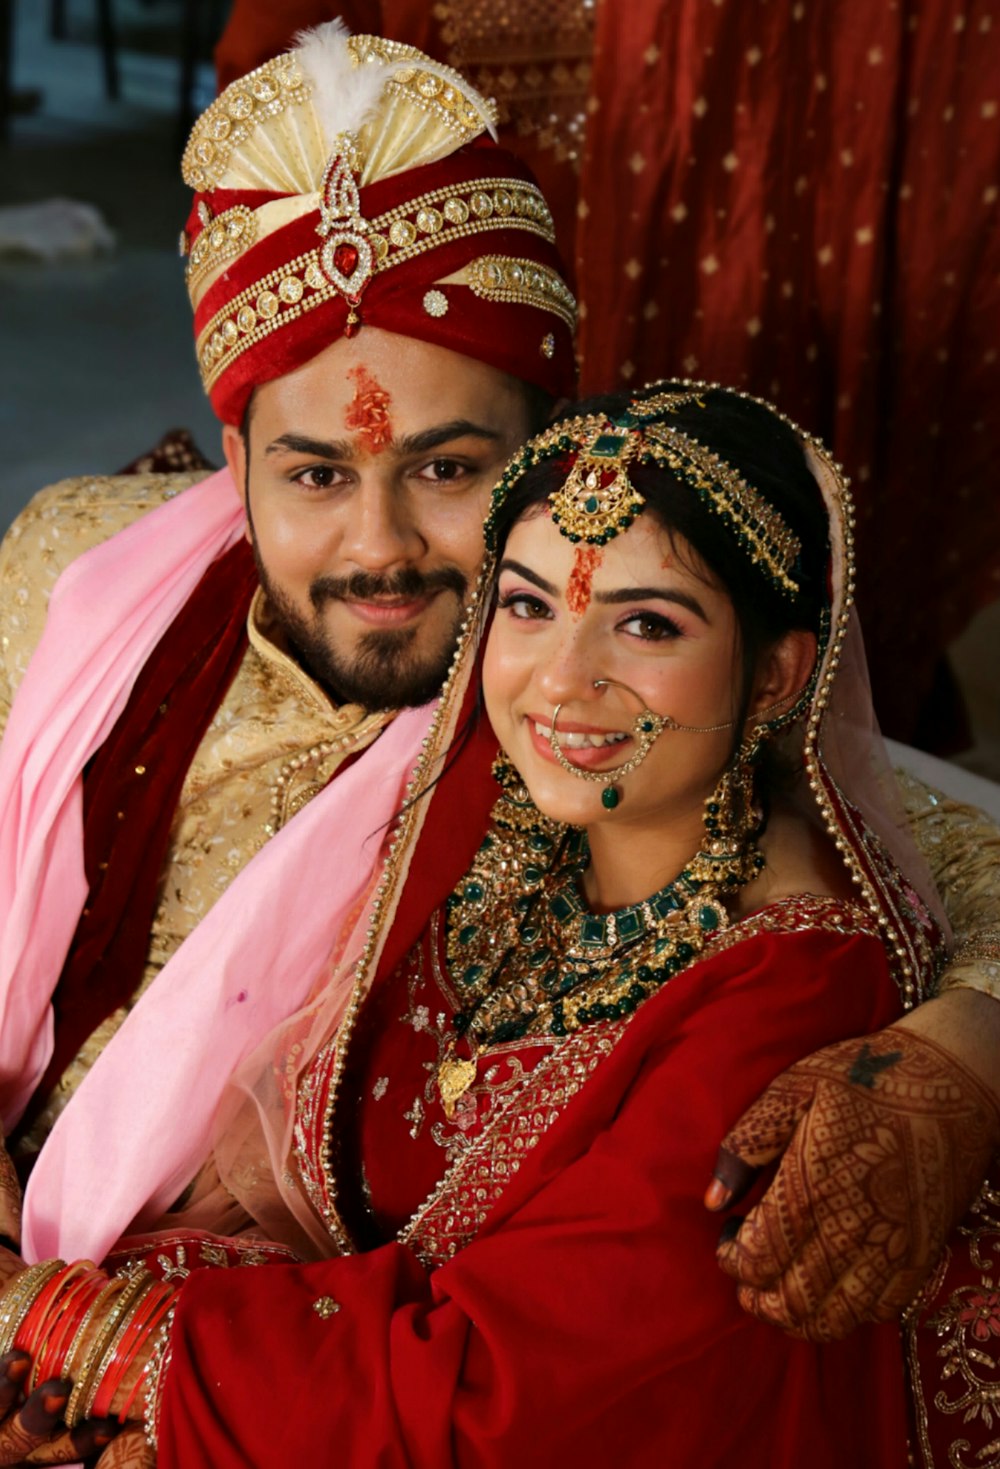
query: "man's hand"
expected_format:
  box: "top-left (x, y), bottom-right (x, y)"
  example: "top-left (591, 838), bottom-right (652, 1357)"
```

top-left (704, 1022), bottom-right (1000, 1340)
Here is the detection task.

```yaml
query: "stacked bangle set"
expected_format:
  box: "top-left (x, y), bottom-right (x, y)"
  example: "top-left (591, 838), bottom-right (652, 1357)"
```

top-left (0, 1260), bottom-right (176, 1433)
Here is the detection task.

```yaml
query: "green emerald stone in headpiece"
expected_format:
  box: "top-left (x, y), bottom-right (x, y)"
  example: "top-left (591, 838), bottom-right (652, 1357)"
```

top-left (547, 416), bottom-right (647, 546)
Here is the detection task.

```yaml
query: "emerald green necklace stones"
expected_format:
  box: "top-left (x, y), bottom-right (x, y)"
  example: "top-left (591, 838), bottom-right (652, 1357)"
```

top-left (436, 787), bottom-right (764, 1117)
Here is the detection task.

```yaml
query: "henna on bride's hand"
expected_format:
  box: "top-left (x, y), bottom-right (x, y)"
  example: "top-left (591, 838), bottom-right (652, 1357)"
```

top-left (89, 1424), bottom-right (154, 1469)
top-left (708, 1028), bottom-right (1000, 1340)
top-left (0, 1379), bottom-right (69, 1466)
top-left (21, 1417), bottom-right (122, 1466)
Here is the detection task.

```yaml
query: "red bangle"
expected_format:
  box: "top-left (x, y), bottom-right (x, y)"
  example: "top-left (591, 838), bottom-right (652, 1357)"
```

top-left (90, 1280), bottom-right (176, 1422)
top-left (31, 1268), bottom-right (107, 1391)
top-left (14, 1262), bottom-right (77, 1358)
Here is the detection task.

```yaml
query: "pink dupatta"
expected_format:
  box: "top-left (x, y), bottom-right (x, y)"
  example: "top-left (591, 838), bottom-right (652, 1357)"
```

top-left (0, 468), bottom-right (432, 1262)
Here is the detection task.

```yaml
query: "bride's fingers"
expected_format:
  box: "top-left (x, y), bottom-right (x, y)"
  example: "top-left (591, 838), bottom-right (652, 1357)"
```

top-left (0, 1379), bottom-right (69, 1466)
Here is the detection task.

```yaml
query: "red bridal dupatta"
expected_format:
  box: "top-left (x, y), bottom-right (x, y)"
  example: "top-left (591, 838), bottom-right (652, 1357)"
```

top-left (152, 398), bottom-right (948, 1467)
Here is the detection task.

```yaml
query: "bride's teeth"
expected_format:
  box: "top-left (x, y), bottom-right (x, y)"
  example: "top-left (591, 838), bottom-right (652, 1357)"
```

top-left (533, 719), bottom-right (628, 748)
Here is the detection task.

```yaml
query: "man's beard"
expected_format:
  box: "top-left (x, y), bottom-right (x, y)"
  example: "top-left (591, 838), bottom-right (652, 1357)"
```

top-left (254, 554), bottom-right (469, 709)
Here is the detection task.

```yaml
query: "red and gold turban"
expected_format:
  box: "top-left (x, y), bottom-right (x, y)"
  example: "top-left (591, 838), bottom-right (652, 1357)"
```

top-left (180, 26), bottom-right (577, 426)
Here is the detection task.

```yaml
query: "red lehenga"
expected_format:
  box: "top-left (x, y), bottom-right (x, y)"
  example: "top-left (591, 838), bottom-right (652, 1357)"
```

top-left (148, 423), bottom-right (944, 1467)
top-left (159, 895), bottom-right (909, 1467)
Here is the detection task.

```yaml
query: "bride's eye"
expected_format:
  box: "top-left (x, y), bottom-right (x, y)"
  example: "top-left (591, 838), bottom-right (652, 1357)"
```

top-left (497, 591), bottom-right (551, 620)
top-left (619, 611), bottom-right (684, 641)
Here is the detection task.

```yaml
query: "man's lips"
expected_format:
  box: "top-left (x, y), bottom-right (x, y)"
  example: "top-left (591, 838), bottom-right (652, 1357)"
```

top-left (337, 591), bottom-right (441, 627)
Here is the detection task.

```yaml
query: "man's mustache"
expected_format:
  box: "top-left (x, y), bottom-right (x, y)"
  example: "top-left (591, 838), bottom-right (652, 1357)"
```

top-left (309, 566), bottom-right (467, 611)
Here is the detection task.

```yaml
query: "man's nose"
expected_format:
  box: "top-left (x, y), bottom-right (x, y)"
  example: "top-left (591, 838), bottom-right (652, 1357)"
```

top-left (341, 478), bottom-right (423, 571)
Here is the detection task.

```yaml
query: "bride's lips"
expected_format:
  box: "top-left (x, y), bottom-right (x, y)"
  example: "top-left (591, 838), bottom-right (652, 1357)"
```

top-left (524, 713), bottom-right (634, 772)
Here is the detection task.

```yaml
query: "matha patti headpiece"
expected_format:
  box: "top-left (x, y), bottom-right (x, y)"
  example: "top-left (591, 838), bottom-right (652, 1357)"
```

top-left (485, 386), bottom-right (803, 596)
top-left (180, 23), bottom-right (577, 425)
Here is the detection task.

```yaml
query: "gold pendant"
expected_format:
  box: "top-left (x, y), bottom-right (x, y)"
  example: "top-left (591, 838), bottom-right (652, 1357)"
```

top-left (438, 1052), bottom-right (478, 1119)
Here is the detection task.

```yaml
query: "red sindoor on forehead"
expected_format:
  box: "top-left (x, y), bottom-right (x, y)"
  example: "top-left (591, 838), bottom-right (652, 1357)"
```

top-left (344, 365), bottom-right (393, 453)
top-left (566, 545), bottom-right (604, 618)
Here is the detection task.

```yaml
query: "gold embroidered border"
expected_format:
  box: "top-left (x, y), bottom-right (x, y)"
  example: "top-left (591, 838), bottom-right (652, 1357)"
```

top-left (398, 1019), bottom-right (622, 1268)
top-left (904, 1186), bottom-right (1000, 1469)
top-left (195, 179), bottom-right (561, 391)
top-left (185, 206), bottom-right (258, 296)
top-left (700, 894), bottom-right (882, 957)
top-left (464, 255), bottom-right (577, 331)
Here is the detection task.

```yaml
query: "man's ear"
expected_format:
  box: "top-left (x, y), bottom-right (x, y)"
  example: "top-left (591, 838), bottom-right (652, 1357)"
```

top-left (221, 424), bottom-right (251, 542)
top-left (748, 629), bottom-right (817, 721)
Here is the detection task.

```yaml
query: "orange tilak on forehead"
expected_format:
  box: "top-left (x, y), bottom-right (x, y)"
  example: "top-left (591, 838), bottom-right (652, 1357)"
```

top-left (343, 365), bottom-right (393, 453)
top-left (565, 545), bottom-right (604, 618)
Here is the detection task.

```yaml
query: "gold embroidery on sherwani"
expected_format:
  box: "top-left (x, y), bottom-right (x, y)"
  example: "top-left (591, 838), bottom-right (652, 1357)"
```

top-left (0, 474), bottom-right (391, 1158)
top-left (895, 768), bottom-right (1000, 1004)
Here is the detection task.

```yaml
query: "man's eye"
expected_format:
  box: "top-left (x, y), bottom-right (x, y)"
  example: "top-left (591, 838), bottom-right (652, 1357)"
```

top-left (418, 458), bottom-right (467, 483)
top-left (293, 465), bottom-right (338, 489)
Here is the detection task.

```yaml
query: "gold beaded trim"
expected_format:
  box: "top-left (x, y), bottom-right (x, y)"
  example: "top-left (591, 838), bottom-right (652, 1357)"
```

top-left (184, 205), bottom-right (258, 296)
top-left (183, 38), bottom-right (498, 195)
top-left (195, 179), bottom-right (563, 391)
top-left (182, 54), bottom-right (311, 191)
top-left (644, 420), bottom-right (802, 593)
top-left (463, 255), bottom-right (577, 331)
top-left (952, 932), bottom-right (1000, 966)
top-left (379, 63), bottom-right (498, 138)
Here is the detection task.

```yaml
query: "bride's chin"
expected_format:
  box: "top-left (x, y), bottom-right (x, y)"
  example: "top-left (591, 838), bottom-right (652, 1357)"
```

top-left (515, 769), bottom-right (607, 829)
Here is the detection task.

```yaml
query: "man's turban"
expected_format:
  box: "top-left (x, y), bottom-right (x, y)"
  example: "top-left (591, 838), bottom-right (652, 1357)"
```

top-left (181, 24), bottom-right (577, 425)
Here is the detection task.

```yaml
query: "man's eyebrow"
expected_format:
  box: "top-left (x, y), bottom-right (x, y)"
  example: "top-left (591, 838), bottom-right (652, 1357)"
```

top-left (263, 420), bottom-right (503, 460)
top-left (594, 586), bottom-right (710, 622)
top-left (396, 420), bottom-right (503, 455)
top-left (264, 432), bottom-right (354, 458)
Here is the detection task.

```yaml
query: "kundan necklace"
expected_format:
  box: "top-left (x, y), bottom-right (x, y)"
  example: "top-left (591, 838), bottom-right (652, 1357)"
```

top-left (436, 775), bottom-right (765, 1118)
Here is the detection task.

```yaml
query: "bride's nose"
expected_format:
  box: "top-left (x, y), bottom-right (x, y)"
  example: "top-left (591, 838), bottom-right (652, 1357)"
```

top-left (534, 624), bottom-right (607, 708)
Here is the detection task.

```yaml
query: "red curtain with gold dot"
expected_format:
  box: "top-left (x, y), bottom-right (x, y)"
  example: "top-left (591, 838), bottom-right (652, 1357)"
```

top-left (215, 0), bottom-right (1000, 744)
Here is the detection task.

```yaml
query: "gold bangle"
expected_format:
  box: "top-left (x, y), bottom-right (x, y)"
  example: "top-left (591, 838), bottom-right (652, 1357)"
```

top-left (80, 1274), bottom-right (158, 1422)
top-left (65, 1271), bottom-right (151, 1428)
top-left (142, 1303), bottom-right (177, 1452)
top-left (0, 1260), bottom-right (65, 1357)
top-left (60, 1277), bottom-right (120, 1418)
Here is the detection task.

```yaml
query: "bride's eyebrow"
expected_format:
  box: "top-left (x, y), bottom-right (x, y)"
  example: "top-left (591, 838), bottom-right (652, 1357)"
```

top-left (497, 559), bottom-right (558, 595)
top-left (594, 586), bottom-right (709, 622)
top-left (498, 560), bottom-right (709, 623)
